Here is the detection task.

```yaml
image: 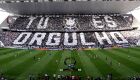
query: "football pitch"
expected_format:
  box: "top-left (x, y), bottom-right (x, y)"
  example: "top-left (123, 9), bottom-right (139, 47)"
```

top-left (0, 47), bottom-right (140, 80)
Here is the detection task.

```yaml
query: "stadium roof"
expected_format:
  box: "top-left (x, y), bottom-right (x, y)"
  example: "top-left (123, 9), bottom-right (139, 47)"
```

top-left (0, 0), bottom-right (140, 14)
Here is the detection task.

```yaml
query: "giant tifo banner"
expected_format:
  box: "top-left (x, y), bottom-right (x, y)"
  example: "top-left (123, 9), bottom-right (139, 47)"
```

top-left (0, 31), bottom-right (140, 50)
top-left (7, 14), bottom-right (133, 31)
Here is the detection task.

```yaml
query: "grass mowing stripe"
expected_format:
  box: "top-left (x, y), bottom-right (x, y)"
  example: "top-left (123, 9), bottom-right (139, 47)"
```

top-left (4, 51), bottom-right (45, 80)
top-left (0, 50), bottom-right (42, 73)
top-left (0, 48), bottom-right (12, 51)
top-left (71, 50), bottom-right (87, 78)
top-left (0, 48), bottom-right (9, 51)
top-left (0, 49), bottom-right (24, 60)
top-left (130, 47), bottom-right (140, 51)
top-left (40, 50), bottom-right (63, 76)
top-left (0, 48), bottom-right (6, 50)
top-left (126, 48), bottom-right (140, 56)
top-left (15, 50), bottom-right (57, 80)
top-left (101, 49), bottom-right (139, 76)
top-left (78, 50), bottom-right (102, 77)
top-left (112, 49), bottom-right (140, 65)
top-left (0, 50), bottom-right (28, 65)
top-left (0, 49), bottom-right (18, 55)
top-left (85, 50), bottom-right (121, 79)
top-left (95, 50), bottom-right (133, 80)
top-left (116, 48), bottom-right (140, 60)
top-left (56, 50), bottom-right (71, 75)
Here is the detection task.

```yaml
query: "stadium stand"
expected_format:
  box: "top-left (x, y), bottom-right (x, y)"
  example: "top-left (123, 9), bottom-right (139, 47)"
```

top-left (0, 30), bottom-right (140, 50)
top-left (6, 14), bottom-right (133, 32)
top-left (0, 12), bottom-right (138, 50)
top-left (1, 0), bottom-right (140, 80)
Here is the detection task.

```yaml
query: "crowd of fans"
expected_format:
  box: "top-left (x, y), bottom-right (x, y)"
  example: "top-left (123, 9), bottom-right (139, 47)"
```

top-left (7, 14), bottom-right (133, 32)
top-left (27, 73), bottom-right (140, 80)
top-left (27, 73), bottom-right (113, 80)
top-left (0, 30), bottom-right (140, 49)
top-left (0, 14), bottom-right (139, 49)
top-left (1, 72), bottom-right (140, 80)
top-left (0, 73), bottom-right (7, 80)
top-left (121, 30), bottom-right (140, 46)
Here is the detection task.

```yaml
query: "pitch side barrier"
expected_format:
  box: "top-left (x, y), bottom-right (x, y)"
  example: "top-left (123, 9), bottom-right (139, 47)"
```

top-left (0, 0), bottom-right (139, 3)
top-left (0, 31), bottom-right (140, 50)
top-left (0, 0), bottom-right (140, 14)
top-left (3, 28), bottom-right (137, 33)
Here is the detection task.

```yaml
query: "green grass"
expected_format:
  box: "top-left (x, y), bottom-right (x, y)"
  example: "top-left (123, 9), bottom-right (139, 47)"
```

top-left (0, 47), bottom-right (140, 80)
